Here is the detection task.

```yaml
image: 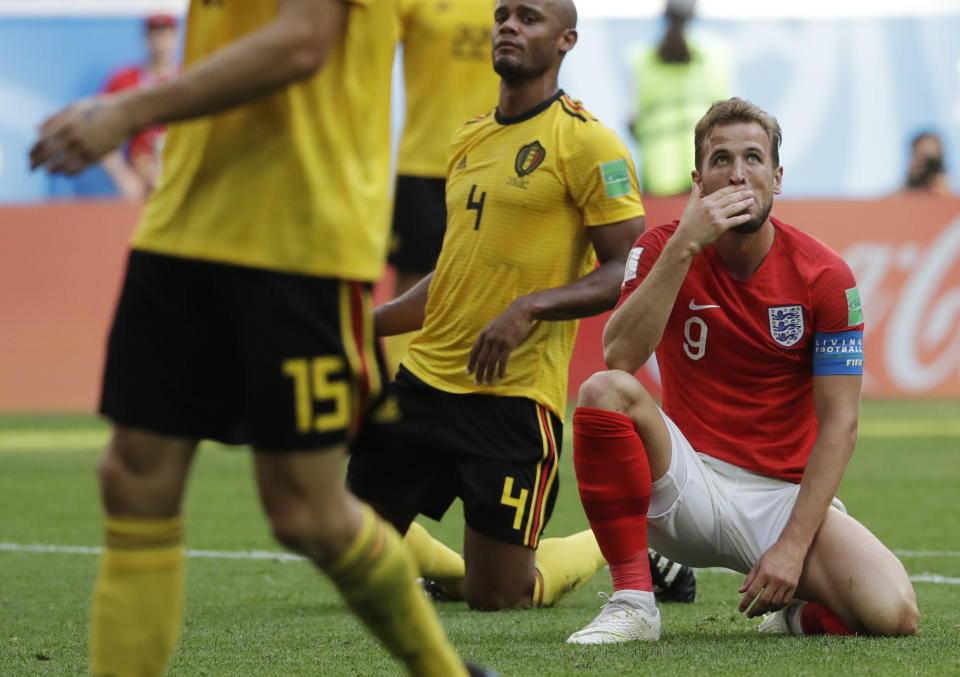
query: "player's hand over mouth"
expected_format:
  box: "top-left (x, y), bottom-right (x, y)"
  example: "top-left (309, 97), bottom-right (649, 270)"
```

top-left (675, 183), bottom-right (754, 254)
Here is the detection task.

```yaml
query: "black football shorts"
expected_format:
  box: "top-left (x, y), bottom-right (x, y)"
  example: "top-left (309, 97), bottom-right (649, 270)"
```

top-left (100, 250), bottom-right (386, 450)
top-left (347, 365), bottom-right (562, 548)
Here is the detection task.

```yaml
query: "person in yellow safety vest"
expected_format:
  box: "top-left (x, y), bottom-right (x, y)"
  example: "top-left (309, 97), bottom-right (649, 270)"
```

top-left (630, 0), bottom-right (731, 196)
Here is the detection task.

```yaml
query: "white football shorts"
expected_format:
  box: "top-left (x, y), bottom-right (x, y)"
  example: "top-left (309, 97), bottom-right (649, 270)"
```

top-left (646, 408), bottom-right (846, 574)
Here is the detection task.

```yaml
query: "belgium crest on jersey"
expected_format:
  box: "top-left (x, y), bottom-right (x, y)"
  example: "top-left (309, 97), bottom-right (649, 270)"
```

top-left (515, 141), bottom-right (546, 177)
top-left (768, 305), bottom-right (804, 347)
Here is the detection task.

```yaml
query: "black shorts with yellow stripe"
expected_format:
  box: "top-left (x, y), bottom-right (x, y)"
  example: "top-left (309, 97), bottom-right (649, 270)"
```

top-left (100, 250), bottom-right (385, 450)
top-left (347, 365), bottom-right (562, 548)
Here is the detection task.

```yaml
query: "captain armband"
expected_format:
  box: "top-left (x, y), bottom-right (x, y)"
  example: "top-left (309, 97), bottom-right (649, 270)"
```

top-left (812, 331), bottom-right (864, 375)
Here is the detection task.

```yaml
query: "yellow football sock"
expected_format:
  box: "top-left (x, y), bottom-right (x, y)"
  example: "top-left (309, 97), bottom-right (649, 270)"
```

top-left (404, 522), bottom-right (465, 600)
top-left (533, 529), bottom-right (606, 607)
top-left (90, 515), bottom-right (185, 677)
top-left (325, 505), bottom-right (467, 677)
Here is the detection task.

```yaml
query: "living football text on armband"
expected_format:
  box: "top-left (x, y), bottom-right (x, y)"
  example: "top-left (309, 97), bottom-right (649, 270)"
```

top-left (812, 331), bottom-right (864, 375)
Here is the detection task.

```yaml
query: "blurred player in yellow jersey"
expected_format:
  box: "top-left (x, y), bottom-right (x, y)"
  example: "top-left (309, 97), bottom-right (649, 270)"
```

top-left (391, 0), bottom-right (499, 297)
top-left (30, 2), bottom-right (492, 676)
top-left (385, 0), bottom-right (500, 373)
top-left (349, 0), bottom-right (645, 611)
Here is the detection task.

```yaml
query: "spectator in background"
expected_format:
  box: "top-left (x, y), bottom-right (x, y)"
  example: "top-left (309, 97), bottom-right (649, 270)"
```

top-left (901, 131), bottom-right (955, 196)
top-left (100, 14), bottom-right (180, 201)
top-left (629, 0), bottom-right (730, 196)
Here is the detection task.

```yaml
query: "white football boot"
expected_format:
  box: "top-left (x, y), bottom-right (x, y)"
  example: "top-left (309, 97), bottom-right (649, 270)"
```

top-left (758, 599), bottom-right (806, 635)
top-left (566, 591), bottom-right (661, 644)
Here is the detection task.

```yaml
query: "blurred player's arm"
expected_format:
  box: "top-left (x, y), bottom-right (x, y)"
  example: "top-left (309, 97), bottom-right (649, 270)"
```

top-left (603, 183), bottom-right (753, 373)
top-left (737, 373), bottom-right (861, 618)
top-left (466, 215), bottom-right (644, 385)
top-left (31, 0), bottom-right (349, 174)
top-left (101, 150), bottom-right (147, 201)
top-left (375, 272), bottom-right (434, 337)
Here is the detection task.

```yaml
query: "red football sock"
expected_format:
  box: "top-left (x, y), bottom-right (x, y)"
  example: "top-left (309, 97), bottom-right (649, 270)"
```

top-left (572, 406), bottom-right (652, 592)
top-left (800, 602), bottom-right (855, 635)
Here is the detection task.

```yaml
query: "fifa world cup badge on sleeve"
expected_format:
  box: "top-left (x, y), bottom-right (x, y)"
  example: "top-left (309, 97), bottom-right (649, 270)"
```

top-left (601, 159), bottom-right (632, 198)
top-left (846, 287), bottom-right (863, 325)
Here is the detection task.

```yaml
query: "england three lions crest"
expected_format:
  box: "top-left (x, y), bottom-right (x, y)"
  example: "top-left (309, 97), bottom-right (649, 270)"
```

top-left (768, 305), bottom-right (804, 347)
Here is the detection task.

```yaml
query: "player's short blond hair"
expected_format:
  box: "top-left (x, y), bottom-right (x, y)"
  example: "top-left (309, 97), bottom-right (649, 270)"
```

top-left (694, 97), bottom-right (782, 171)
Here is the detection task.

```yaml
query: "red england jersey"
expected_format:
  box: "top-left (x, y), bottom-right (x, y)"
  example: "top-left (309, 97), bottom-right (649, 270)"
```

top-left (619, 217), bottom-right (864, 482)
top-left (102, 66), bottom-right (176, 176)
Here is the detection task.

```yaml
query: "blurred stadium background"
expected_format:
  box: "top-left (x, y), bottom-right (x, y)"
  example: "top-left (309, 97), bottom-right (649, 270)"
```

top-left (1, 1), bottom-right (958, 675)
top-left (1, 0), bottom-right (959, 411)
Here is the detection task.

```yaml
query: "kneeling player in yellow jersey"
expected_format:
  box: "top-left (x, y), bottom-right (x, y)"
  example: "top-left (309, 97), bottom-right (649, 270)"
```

top-left (349, 0), bottom-right (642, 611)
top-left (31, 2), bottom-right (491, 676)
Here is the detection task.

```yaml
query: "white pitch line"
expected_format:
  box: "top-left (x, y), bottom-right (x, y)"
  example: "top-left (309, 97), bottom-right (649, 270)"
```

top-left (0, 542), bottom-right (307, 563)
top-left (693, 566), bottom-right (960, 585)
top-left (894, 550), bottom-right (960, 558)
top-left (910, 573), bottom-right (960, 584)
top-left (1, 543), bottom-right (103, 556)
top-left (3, 542), bottom-right (958, 585)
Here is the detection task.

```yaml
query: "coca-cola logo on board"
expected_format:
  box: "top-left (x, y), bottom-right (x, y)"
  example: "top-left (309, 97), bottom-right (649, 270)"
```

top-left (843, 216), bottom-right (960, 393)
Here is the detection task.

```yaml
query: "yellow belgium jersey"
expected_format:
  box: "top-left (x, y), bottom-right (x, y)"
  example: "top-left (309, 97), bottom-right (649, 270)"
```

top-left (132, 0), bottom-right (399, 280)
top-left (395, 0), bottom-right (500, 178)
top-left (403, 92), bottom-right (645, 419)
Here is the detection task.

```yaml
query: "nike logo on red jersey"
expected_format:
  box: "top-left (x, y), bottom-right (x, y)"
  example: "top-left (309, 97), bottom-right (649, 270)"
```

top-left (689, 300), bottom-right (720, 311)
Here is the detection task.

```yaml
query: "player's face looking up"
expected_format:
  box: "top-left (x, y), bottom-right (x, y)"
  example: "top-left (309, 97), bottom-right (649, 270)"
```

top-left (694, 121), bottom-right (783, 234)
top-left (492, 0), bottom-right (577, 84)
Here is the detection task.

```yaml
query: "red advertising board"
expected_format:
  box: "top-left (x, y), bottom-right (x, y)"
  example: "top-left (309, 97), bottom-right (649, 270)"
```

top-left (1, 198), bottom-right (958, 412)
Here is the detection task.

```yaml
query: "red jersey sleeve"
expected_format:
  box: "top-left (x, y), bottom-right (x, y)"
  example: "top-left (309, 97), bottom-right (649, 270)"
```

top-left (616, 222), bottom-right (678, 309)
top-left (807, 242), bottom-right (865, 376)
top-left (810, 251), bottom-right (864, 333)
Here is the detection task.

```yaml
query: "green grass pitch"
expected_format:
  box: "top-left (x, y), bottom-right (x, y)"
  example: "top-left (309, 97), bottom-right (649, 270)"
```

top-left (1, 401), bottom-right (958, 676)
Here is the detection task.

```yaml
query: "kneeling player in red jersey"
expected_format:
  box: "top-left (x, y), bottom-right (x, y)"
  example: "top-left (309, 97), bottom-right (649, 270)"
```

top-left (566, 97), bottom-right (918, 644)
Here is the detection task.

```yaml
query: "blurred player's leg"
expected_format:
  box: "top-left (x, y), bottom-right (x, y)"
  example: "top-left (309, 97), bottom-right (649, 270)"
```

top-left (90, 426), bottom-right (197, 677)
top-left (254, 448), bottom-right (469, 677)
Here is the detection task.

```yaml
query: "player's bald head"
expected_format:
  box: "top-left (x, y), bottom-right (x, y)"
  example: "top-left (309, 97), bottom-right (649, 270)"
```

top-left (492, 0), bottom-right (578, 84)
top-left (495, 0), bottom-right (577, 28)
top-left (553, 0), bottom-right (577, 29)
